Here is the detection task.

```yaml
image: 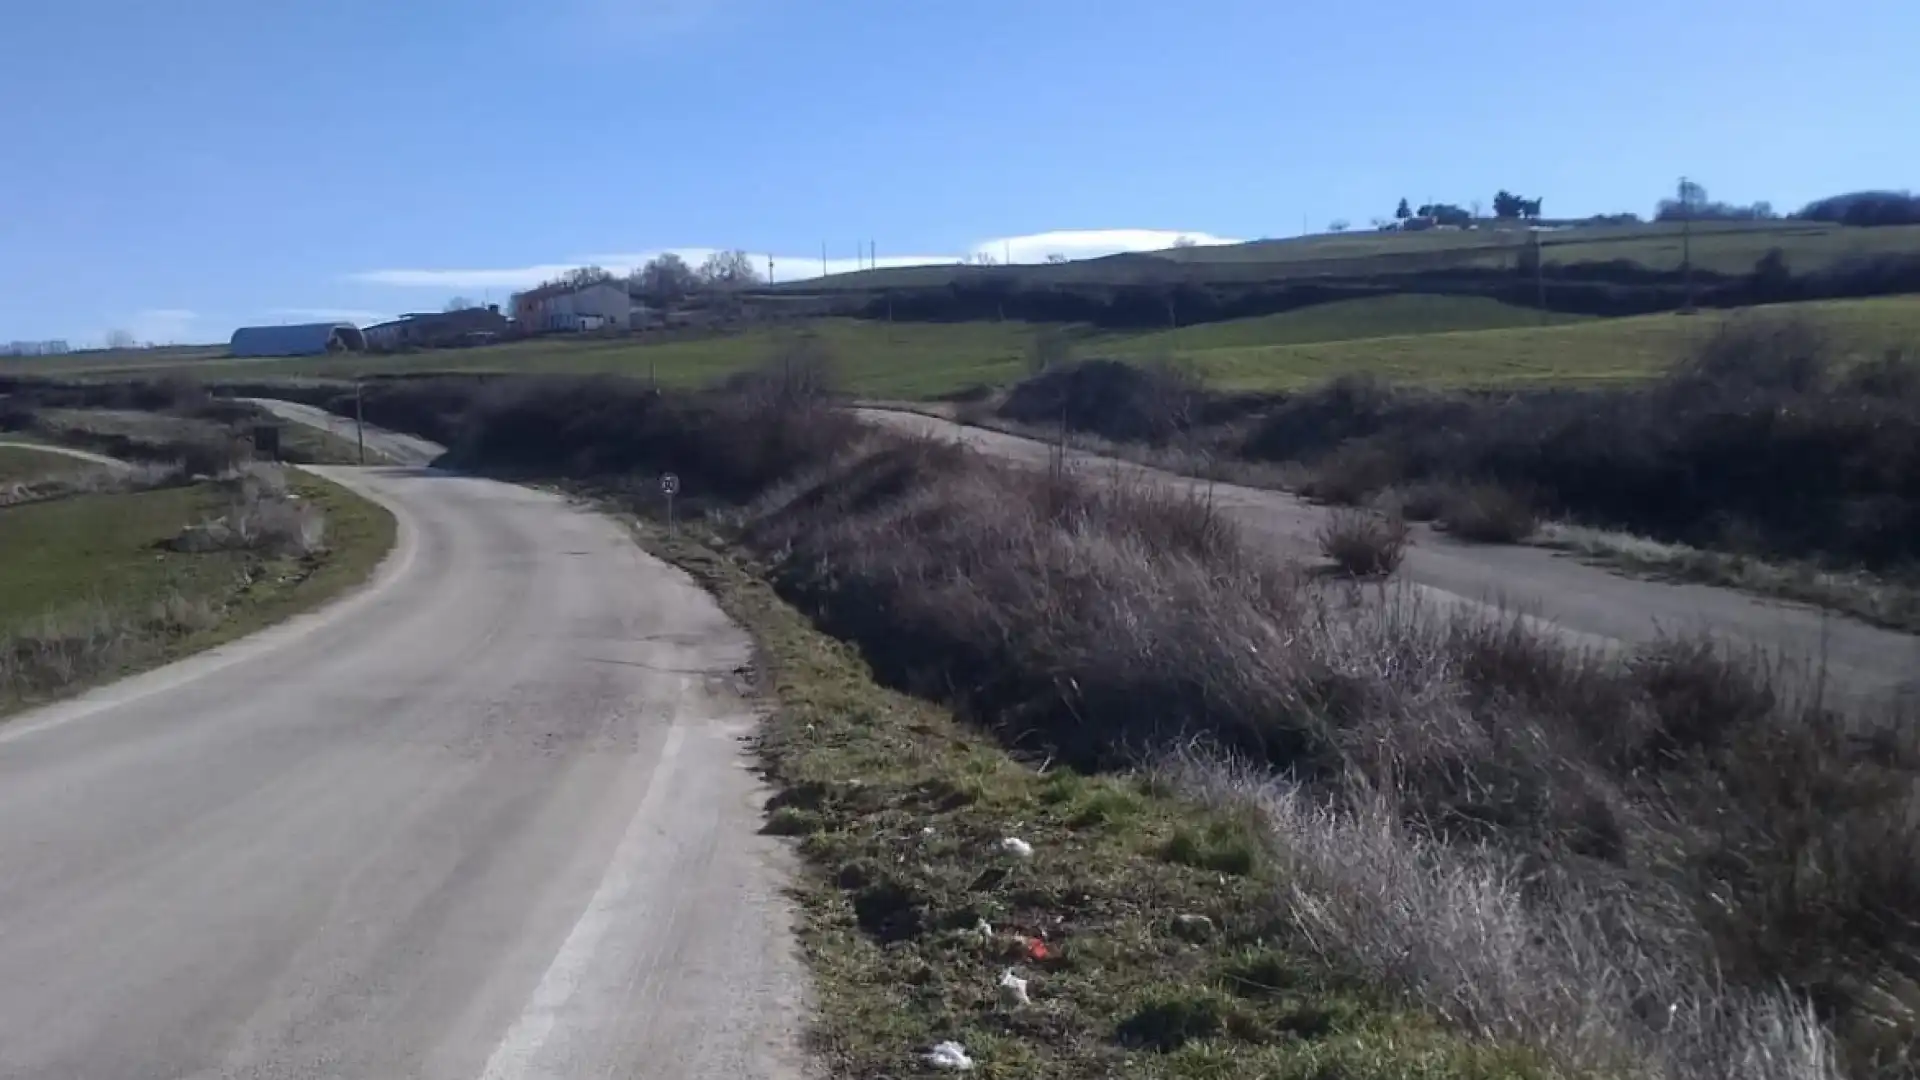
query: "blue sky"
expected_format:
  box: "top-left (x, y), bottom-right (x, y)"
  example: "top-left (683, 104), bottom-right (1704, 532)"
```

top-left (3, 0), bottom-right (1914, 346)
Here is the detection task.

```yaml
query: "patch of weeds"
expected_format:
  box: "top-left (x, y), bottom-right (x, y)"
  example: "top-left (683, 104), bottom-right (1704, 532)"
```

top-left (1162, 819), bottom-right (1261, 876)
top-left (629, 522), bottom-right (1553, 1079)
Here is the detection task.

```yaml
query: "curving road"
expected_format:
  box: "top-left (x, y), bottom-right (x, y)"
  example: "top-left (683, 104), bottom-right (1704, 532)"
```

top-left (246, 398), bottom-right (447, 467)
top-left (864, 408), bottom-right (1920, 706)
top-left (0, 438), bottom-right (805, 1077)
top-left (0, 439), bottom-right (132, 471)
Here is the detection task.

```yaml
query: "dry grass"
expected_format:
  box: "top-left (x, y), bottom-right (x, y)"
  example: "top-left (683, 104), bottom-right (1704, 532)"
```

top-left (170, 464), bottom-right (327, 557)
top-left (1437, 484), bottom-right (1539, 544)
top-left (1318, 509), bottom-right (1412, 577)
top-left (266, 364), bottom-right (1918, 1077)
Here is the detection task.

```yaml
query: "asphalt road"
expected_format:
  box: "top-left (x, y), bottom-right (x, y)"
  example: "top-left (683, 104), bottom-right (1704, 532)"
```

top-left (246, 399), bottom-right (446, 467)
top-left (863, 408), bottom-right (1920, 706)
top-left (0, 439), bottom-right (132, 470)
top-left (0, 450), bottom-right (805, 1076)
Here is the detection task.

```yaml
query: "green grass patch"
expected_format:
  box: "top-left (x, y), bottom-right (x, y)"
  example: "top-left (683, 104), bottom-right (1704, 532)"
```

top-left (1112, 295), bottom-right (1589, 355)
top-left (0, 470), bottom-right (394, 715)
top-left (631, 523), bottom-right (1551, 1079)
top-left (31, 294), bottom-right (1920, 401)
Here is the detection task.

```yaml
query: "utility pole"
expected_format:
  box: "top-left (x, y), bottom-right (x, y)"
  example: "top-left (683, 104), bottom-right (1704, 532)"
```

top-left (821, 241), bottom-right (828, 278)
top-left (1679, 175), bottom-right (1696, 313)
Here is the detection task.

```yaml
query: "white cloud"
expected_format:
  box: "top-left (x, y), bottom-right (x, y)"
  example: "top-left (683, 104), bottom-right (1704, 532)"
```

top-left (348, 229), bottom-right (1244, 291)
top-left (123, 308), bottom-right (197, 344)
top-left (266, 307), bottom-right (394, 325)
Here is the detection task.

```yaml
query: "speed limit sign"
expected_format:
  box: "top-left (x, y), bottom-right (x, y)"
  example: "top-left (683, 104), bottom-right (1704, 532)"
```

top-left (660, 472), bottom-right (680, 496)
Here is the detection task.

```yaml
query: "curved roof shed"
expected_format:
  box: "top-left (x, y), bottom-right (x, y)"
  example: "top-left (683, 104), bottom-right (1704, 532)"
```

top-left (229, 322), bottom-right (367, 358)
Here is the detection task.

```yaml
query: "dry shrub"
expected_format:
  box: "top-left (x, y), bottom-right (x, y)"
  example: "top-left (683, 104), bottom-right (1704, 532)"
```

top-left (171, 464), bottom-right (324, 556)
top-left (1297, 442), bottom-right (1405, 505)
top-left (1318, 508), bottom-right (1410, 577)
top-left (1438, 483), bottom-right (1539, 543)
top-left (738, 433), bottom-right (1915, 1077)
top-left (1, 595), bottom-right (221, 703)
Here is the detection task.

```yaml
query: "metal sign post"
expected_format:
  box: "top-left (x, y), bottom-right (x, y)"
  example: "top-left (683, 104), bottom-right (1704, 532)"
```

top-left (660, 472), bottom-right (680, 535)
top-left (354, 380), bottom-right (367, 465)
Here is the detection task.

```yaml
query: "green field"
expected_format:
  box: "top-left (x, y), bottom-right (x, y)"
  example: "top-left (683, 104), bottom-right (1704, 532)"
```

top-left (0, 471), bottom-right (394, 713)
top-left (784, 219), bottom-right (1920, 291)
top-left (11, 292), bottom-right (1920, 401)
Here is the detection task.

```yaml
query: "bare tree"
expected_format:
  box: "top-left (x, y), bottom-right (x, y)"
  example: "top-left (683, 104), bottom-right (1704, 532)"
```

top-left (633, 253), bottom-right (700, 306)
top-left (961, 251), bottom-right (998, 266)
top-left (1328, 219), bottom-right (1351, 233)
top-left (444, 296), bottom-right (478, 311)
top-left (561, 266), bottom-right (617, 288)
top-left (1044, 253), bottom-right (1070, 264)
top-left (105, 328), bottom-right (137, 350)
top-left (697, 249), bottom-right (761, 289)
top-left (1171, 235), bottom-right (1199, 248)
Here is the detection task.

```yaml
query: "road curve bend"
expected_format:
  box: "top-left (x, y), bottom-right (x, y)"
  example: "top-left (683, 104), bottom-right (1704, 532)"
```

top-left (0, 439), bottom-right (132, 471)
top-left (0, 463), bottom-right (806, 1078)
top-left (863, 408), bottom-right (1920, 706)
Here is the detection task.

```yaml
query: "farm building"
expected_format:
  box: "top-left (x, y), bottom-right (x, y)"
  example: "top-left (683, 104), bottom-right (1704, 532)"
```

top-left (228, 322), bottom-right (366, 358)
top-left (511, 280), bottom-right (633, 333)
top-left (363, 306), bottom-right (508, 350)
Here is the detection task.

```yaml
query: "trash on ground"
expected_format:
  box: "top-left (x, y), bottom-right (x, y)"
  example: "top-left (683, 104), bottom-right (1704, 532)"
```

top-left (997, 968), bottom-right (1031, 1007)
top-left (998, 836), bottom-right (1034, 859)
top-left (1173, 913), bottom-right (1216, 941)
top-left (924, 1040), bottom-right (975, 1071)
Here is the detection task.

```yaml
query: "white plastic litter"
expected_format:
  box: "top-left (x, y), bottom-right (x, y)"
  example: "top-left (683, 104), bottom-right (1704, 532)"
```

top-left (998, 837), bottom-right (1034, 859)
top-left (920, 825), bottom-right (937, 837)
top-left (997, 968), bottom-right (1031, 1007)
top-left (924, 1040), bottom-right (975, 1070)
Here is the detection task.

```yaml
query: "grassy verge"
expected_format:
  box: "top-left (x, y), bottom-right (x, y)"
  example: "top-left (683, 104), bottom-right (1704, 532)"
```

top-left (0, 468), bottom-right (394, 716)
top-left (632, 521), bottom-right (1547, 1080)
top-left (0, 444), bottom-right (108, 483)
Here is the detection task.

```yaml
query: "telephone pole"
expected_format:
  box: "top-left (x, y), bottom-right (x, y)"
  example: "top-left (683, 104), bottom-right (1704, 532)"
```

top-left (1679, 175), bottom-right (1696, 312)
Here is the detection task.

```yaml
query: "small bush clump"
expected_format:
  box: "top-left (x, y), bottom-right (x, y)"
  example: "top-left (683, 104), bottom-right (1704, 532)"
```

top-left (1317, 508), bottom-right (1410, 576)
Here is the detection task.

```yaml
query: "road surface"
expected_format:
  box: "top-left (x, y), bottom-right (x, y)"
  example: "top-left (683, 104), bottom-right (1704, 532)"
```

top-left (247, 398), bottom-right (446, 467)
top-left (0, 439), bottom-right (131, 471)
top-left (864, 408), bottom-right (1920, 706)
top-left (0, 447), bottom-right (805, 1077)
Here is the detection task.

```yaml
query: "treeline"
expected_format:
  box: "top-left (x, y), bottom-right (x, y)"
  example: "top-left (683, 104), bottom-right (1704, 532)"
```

top-left (857, 250), bottom-right (1920, 328)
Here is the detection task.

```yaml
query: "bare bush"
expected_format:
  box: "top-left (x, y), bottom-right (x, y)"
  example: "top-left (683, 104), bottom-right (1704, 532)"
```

top-left (171, 464), bottom-right (325, 556)
top-left (1439, 483), bottom-right (1539, 543)
top-left (1, 595), bottom-right (221, 703)
top-left (1318, 508), bottom-right (1410, 577)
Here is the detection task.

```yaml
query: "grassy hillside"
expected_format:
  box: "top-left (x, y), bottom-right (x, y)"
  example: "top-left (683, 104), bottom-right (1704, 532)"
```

top-left (787, 219), bottom-right (1920, 291)
top-left (18, 294), bottom-right (1920, 400)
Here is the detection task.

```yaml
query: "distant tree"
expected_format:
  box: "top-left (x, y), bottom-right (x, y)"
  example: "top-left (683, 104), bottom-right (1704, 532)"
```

top-left (1655, 179), bottom-right (1773, 222)
top-left (561, 265), bottom-right (617, 288)
top-left (1751, 247), bottom-right (1793, 297)
top-left (697, 249), bottom-right (761, 289)
top-left (1416, 202), bottom-right (1473, 227)
top-left (1493, 190), bottom-right (1523, 219)
top-left (1370, 217), bottom-right (1391, 230)
top-left (962, 251), bottom-right (998, 266)
top-left (105, 328), bottom-right (136, 349)
top-left (1171, 235), bottom-right (1199, 248)
top-left (1395, 197), bottom-right (1412, 221)
top-left (1044, 253), bottom-right (1070, 264)
top-left (444, 296), bottom-right (477, 311)
top-left (1521, 197), bottom-right (1542, 219)
top-left (632, 252), bottom-right (700, 306)
top-left (1327, 219), bottom-right (1351, 233)
top-left (1796, 190), bottom-right (1920, 227)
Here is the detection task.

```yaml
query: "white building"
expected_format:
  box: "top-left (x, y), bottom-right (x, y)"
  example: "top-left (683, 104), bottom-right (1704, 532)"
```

top-left (512, 280), bottom-right (632, 334)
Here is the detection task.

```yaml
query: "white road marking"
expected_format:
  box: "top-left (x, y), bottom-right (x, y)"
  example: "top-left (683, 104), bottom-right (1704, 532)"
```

top-left (476, 721), bottom-right (687, 1080)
